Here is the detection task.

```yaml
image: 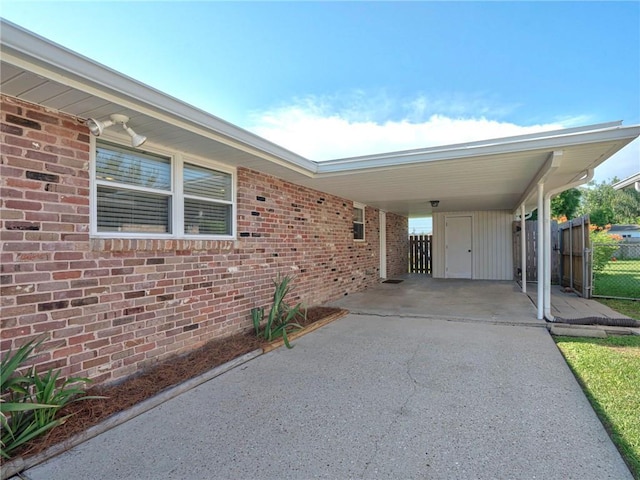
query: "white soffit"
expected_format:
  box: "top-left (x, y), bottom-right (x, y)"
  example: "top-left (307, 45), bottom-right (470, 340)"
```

top-left (2, 19), bottom-right (640, 218)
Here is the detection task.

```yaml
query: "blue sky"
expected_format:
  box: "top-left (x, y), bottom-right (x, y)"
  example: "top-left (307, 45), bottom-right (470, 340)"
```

top-left (2, 2), bottom-right (639, 231)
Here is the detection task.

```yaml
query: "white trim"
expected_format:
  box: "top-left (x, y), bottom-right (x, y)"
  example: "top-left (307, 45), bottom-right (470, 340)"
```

top-left (316, 125), bottom-right (637, 175)
top-left (353, 202), bottom-right (366, 242)
top-left (612, 172), bottom-right (640, 190)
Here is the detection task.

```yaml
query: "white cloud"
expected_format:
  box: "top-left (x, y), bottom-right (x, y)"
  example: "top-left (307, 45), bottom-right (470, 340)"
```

top-left (247, 95), bottom-right (573, 161)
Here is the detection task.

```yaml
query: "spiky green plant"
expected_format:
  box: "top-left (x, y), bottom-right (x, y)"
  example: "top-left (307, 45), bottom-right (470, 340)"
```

top-left (1, 337), bottom-right (102, 459)
top-left (252, 275), bottom-right (305, 348)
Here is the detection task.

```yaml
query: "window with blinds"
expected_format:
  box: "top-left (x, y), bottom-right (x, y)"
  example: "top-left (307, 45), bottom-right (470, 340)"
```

top-left (94, 141), bottom-right (234, 237)
top-left (183, 162), bottom-right (232, 235)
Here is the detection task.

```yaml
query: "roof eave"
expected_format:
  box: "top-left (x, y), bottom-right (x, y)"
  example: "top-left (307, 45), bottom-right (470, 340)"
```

top-left (316, 124), bottom-right (640, 175)
top-left (0, 19), bottom-right (318, 176)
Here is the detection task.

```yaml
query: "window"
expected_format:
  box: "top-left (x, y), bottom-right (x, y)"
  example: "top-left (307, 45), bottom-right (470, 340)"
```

top-left (93, 140), bottom-right (234, 238)
top-left (183, 162), bottom-right (232, 235)
top-left (353, 203), bottom-right (365, 241)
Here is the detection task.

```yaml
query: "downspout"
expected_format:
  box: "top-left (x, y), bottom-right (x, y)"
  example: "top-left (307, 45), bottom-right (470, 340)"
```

top-left (542, 168), bottom-right (594, 321)
top-left (537, 183), bottom-right (544, 320)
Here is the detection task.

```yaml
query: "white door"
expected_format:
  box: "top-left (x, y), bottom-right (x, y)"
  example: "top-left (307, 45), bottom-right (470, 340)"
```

top-left (445, 215), bottom-right (472, 279)
top-left (379, 211), bottom-right (387, 279)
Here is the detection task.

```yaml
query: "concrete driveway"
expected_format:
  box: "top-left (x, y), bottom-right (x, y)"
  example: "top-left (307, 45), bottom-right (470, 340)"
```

top-left (23, 280), bottom-right (632, 479)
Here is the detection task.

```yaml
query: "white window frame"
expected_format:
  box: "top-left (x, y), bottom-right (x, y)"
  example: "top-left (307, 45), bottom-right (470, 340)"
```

top-left (353, 202), bottom-right (365, 241)
top-left (90, 134), bottom-right (236, 240)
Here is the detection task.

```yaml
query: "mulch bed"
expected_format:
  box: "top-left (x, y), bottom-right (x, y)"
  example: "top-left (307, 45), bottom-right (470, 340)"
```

top-left (8, 306), bottom-right (343, 461)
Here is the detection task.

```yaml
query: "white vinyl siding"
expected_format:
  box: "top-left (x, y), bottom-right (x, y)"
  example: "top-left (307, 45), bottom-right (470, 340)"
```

top-left (432, 210), bottom-right (513, 280)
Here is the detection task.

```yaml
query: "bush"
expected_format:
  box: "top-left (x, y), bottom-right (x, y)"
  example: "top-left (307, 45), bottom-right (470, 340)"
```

top-left (1, 337), bottom-right (101, 459)
top-left (591, 228), bottom-right (622, 273)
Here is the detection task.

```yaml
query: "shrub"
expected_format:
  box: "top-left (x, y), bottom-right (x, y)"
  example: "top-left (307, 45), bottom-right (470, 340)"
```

top-left (591, 227), bottom-right (622, 273)
top-left (1, 337), bottom-right (101, 459)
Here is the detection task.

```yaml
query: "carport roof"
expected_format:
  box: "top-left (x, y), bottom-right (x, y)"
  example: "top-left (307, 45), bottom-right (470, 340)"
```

top-left (2, 19), bottom-right (639, 218)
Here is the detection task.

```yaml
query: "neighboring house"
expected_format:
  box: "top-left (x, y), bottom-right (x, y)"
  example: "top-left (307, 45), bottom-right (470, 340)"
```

top-left (612, 172), bottom-right (640, 192)
top-left (608, 225), bottom-right (640, 243)
top-left (2, 20), bottom-right (640, 386)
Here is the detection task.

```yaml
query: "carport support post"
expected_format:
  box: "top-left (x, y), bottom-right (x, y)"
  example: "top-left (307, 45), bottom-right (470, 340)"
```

top-left (521, 204), bottom-right (526, 293)
top-left (537, 183), bottom-right (544, 320)
top-left (543, 193), bottom-right (553, 319)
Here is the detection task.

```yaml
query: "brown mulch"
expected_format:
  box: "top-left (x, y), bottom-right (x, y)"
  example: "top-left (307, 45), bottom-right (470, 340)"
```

top-left (8, 306), bottom-right (343, 461)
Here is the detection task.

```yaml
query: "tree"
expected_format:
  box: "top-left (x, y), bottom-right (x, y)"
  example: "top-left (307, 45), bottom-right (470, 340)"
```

top-left (551, 188), bottom-right (582, 220)
top-left (528, 188), bottom-right (582, 222)
top-left (578, 179), bottom-right (640, 227)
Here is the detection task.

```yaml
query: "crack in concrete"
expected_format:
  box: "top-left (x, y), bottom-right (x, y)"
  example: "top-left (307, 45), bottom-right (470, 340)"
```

top-left (345, 310), bottom-right (547, 328)
top-left (360, 345), bottom-right (421, 478)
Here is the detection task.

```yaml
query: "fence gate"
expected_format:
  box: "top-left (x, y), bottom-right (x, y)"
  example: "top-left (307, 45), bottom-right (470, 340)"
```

top-left (512, 220), bottom-right (559, 284)
top-left (558, 215), bottom-right (591, 297)
top-left (409, 234), bottom-right (432, 274)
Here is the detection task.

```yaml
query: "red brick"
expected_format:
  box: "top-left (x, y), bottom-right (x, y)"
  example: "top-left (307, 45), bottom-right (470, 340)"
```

top-left (53, 345), bottom-right (83, 359)
top-left (83, 356), bottom-right (110, 369)
top-left (17, 292), bottom-right (51, 305)
top-left (1, 326), bottom-right (32, 338)
top-left (5, 200), bottom-right (43, 211)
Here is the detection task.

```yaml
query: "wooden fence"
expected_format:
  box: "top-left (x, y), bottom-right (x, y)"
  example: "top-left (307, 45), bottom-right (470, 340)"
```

top-left (409, 234), bottom-right (432, 274)
top-left (512, 220), bottom-right (559, 284)
top-left (512, 216), bottom-right (591, 297)
top-left (558, 215), bottom-right (591, 297)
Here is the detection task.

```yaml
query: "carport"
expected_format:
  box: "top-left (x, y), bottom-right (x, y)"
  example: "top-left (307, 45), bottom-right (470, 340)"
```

top-left (2, 19), bottom-right (640, 322)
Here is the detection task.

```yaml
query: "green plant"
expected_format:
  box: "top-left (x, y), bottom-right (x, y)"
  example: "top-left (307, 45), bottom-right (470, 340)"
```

top-left (591, 228), bottom-right (621, 273)
top-left (1, 337), bottom-right (101, 459)
top-left (252, 275), bottom-right (305, 348)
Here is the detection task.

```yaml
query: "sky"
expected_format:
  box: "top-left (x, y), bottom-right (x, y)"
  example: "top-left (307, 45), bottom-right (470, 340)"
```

top-left (2, 1), bottom-right (639, 232)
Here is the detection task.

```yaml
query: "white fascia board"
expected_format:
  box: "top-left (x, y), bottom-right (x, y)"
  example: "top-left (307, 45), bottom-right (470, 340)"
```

top-left (321, 121), bottom-right (623, 165)
top-left (316, 124), bottom-right (640, 174)
top-left (0, 19), bottom-right (318, 176)
top-left (612, 172), bottom-right (640, 190)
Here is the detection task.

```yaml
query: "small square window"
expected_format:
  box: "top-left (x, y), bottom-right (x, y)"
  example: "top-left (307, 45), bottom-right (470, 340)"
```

top-left (353, 203), bottom-right (365, 241)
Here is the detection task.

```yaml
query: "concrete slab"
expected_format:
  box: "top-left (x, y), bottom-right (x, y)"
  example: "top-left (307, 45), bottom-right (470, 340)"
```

top-left (23, 314), bottom-right (632, 480)
top-left (329, 275), bottom-right (541, 326)
top-left (527, 283), bottom-right (633, 320)
top-left (550, 325), bottom-right (608, 338)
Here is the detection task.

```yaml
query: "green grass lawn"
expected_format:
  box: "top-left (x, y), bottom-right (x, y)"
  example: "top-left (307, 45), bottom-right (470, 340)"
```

top-left (597, 298), bottom-right (640, 321)
top-left (593, 259), bottom-right (640, 299)
top-left (555, 335), bottom-right (640, 478)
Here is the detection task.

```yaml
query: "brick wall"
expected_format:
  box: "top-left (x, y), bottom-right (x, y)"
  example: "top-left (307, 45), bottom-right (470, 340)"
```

top-left (1, 95), bottom-right (407, 386)
top-left (386, 212), bottom-right (409, 277)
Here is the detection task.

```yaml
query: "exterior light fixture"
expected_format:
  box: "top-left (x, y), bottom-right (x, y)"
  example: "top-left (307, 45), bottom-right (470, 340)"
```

top-left (85, 114), bottom-right (147, 148)
top-left (430, 200), bottom-right (440, 208)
